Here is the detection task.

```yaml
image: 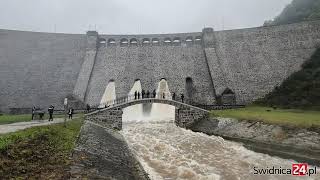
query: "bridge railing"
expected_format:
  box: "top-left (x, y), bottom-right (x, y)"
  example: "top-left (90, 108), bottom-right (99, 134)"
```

top-left (90, 92), bottom-right (176, 110)
top-left (88, 93), bottom-right (245, 112)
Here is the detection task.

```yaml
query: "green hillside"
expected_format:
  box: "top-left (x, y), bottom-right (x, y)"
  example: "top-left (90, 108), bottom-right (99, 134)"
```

top-left (256, 0), bottom-right (320, 110)
top-left (264, 0), bottom-right (320, 26)
top-left (256, 49), bottom-right (320, 110)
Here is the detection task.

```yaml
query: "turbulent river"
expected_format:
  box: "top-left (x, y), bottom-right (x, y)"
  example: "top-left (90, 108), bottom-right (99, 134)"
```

top-left (101, 79), bottom-right (317, 179)
top-left (121, 114), bottom-right (317, 180)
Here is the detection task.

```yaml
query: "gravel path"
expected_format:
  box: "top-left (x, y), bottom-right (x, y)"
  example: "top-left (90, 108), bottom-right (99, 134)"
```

top-left (0, 118), bottom-right (71, 134)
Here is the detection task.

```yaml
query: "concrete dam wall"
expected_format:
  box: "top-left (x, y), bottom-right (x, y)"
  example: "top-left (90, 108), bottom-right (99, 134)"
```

top-left (0, 20), bottom-right (319, 112)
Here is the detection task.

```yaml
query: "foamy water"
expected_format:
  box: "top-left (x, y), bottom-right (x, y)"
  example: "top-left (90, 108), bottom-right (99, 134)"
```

top-left (121, 120), bottom-right (318, 180)
top-left (102, 79), bottom-right (318, 179)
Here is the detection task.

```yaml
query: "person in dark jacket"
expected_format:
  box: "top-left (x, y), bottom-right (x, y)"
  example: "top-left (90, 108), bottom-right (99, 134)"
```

top-left (152, 90), bottom-right (156, 98)
top-left (134, 91), bottom-right (138, 100)
top-left (137, 92), bottom-right (140, 99)
top-left (32, 106), bottom-right (36, 120)
top-left (86, 104), bottom-right (90, 113)
top-left (68, 108), bottom-right (74, 119)
top-left (181, 93), bottom-right (184, 103)
top-left (146, 90), bottom-right (150, 98)
top-left (172, 93), bottom-right (176, 100)
top-left (48, 105), bottom-right (54, 121)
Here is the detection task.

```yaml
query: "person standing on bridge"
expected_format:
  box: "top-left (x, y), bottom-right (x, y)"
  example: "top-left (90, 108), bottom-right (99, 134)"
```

top-left (152, 90), bottom-right (156, 98)
top-left (146, 90), bottom-right (150, 98)
top-left (134, 91), bottom-right (137, 100)
top-left (172, 93), bottom-right (176, 100)
top-left (142, 90), bottom-right (145, 99)
top-left (137, 92), bottom-right (140, 99)
top-left (181, 93), bottom-right (184, 103)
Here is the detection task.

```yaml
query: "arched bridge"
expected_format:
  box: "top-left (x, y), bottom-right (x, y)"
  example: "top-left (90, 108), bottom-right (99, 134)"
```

top-left (85, 98), bottom-right (210, 130)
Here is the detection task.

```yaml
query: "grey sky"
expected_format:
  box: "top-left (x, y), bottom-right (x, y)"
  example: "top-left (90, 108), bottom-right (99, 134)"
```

top-left (0, 0), bottom-right (292, 34)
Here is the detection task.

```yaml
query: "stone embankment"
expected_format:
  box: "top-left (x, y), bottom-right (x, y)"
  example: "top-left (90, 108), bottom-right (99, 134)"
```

top-left (190, 117), bottom-right (320, 166)
top-left (70, 120), bottom-right (149, 179)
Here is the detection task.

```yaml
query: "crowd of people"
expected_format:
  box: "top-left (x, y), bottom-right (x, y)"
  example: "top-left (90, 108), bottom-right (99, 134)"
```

top-left (133, 90), bottom-right (185, 103)
top-left (31, 105), bottom-right (75, 121)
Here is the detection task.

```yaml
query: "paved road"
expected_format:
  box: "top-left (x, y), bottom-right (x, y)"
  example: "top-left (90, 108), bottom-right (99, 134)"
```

top-left (0, 118), bottom-right (72, 134)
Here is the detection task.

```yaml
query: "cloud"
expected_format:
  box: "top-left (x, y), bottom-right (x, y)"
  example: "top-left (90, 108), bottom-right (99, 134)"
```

top-left (0, 0), bottom-right (292, 34)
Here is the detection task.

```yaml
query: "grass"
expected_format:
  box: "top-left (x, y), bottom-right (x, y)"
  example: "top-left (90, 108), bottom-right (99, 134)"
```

top-left (0, 113), bottom-right (67, 125)
top-left (211, 106), bottom-right (320, 128)
top-left (0, 116), bottom-right (84, 179)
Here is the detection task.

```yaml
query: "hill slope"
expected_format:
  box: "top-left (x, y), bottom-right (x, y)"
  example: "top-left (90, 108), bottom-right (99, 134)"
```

top-left (256, 49), bottom-right (320, 110)
top-left (264, 0), bottom-right (320, 26)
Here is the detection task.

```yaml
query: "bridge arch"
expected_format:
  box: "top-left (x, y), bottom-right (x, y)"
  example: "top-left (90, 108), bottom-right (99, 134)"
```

top-left (98, 38), bottom-right (106, 47)
top-left (142, 38), bottom-right (151, 46)
top-left (164, 37), bottom-right (172, 45)
top-left (152, 38), bottom-right (160, 45)
top-left (107, 38), bottom-right (116, 46)
top-left (130, 38), bottom-right (139, 46)
top-left (195, 36), bottom-right (202, 44)
top-left (120, 38), bottom-right (129, 46)
top-left (186, 36), bottom-right (193, 46)
top-left (173, 37), bottom-right (181, 46)
top-left (86, 98), bottom-right (209, 130)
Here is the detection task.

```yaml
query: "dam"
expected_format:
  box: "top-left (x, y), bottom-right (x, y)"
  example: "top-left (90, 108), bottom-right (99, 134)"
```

top-left (1, 20), bottom-right (320, 113)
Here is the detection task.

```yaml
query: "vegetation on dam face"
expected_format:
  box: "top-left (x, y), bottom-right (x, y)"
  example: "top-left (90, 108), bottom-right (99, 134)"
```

top-left (0, 117), bottom-right (83, 179)
top-left (258, 0), bottom-right (320, 110)
top-left (255, 48), bottom-right (320, 110)
top-left (211, 106), bottom-right (320, 128)
top-left (264, 0), bottom-right (320, 26)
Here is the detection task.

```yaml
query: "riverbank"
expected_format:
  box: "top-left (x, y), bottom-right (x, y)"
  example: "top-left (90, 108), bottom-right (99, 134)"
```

top-left (191, 116), bottom-right (320, 166)
top-left (0, 113), bottom-right (66, 125)
top-left (212, 106), bottom-right (320, 128)
top-left (70, 120), bottom-right (149, 179)
top-left (0, 118), bottom-right (83, 179)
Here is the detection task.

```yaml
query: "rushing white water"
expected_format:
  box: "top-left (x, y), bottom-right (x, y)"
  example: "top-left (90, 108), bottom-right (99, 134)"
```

top-left (123, 79), bottom-right (175, 122)
top-left (122, 80), bottom-right (144, 121)
top-left (101, 79), bottom-right (320, 180)
top-left (122, 121), bottom-right (320, 180)
top-left (99, 81), bottom-right (116, 108)
top-left (120, 80), bottom-right (319, 180)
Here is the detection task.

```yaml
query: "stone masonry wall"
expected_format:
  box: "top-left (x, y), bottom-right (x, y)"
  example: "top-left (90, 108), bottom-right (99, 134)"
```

top-left (0, 30), bottom-right (86, 112)
top-left (1, 20), bottom-right (320, 112)
top-left (85, 32), bottom-right (217, 106)
top-left (175, 107), bottom-right (209, 129)
top-left (73, 31), bottom-right (98, 101)
top-left (71, 120), bottom-right (149, 179)
top-left (212, 20), bottom-right (320, 104)
top-left (85, 107), bottom-right (122, 130)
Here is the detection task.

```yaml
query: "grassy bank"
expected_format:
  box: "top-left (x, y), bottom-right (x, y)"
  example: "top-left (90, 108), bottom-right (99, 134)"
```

top-left (0, 116), bottom-right (83, 179)
top-left (0, 113), bottom-right (67, 125)
top-left (211, 106), bottom-right (320, 128)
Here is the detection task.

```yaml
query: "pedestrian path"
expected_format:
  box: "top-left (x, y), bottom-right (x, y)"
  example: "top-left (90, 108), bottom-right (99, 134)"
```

top-left (0, 118), bottom-right (71, 134)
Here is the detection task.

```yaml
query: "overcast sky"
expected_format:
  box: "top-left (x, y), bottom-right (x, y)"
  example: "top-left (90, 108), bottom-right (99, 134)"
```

top-left (0, 0), bottom-right (292, 34)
